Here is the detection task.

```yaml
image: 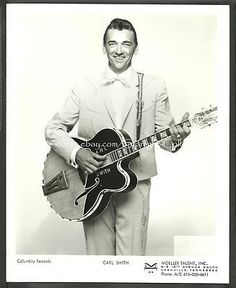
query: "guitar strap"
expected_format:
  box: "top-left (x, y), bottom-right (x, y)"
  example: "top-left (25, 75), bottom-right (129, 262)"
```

top-left (136, 72), bottom-right (144, 140)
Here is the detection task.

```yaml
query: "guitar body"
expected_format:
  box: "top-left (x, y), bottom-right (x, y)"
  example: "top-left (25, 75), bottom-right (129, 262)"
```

top-left (42, 128), bottom-right (138, 221)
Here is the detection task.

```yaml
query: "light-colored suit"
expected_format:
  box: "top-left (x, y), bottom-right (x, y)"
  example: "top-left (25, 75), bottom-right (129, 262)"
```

top-left (45, 68), bottom-right (174, 180)
top-left (45, 67), bottom-right (175, 255)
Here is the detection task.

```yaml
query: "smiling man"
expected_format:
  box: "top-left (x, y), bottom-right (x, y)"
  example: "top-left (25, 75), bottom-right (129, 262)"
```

top-left (103, 25), bottom-right (138, 74)
top-left (45, 18), bottom-right (190, 255)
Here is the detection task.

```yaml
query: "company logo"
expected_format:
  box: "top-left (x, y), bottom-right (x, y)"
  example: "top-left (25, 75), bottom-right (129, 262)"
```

top-left (144, 262), bottom-right (158, 273)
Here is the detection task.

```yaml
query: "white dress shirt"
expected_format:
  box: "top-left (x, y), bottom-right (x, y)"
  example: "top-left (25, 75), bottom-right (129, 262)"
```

top-left (70, 67), bottom-right (133, 168)
top-left (104, 67), bottom-right (132, 129)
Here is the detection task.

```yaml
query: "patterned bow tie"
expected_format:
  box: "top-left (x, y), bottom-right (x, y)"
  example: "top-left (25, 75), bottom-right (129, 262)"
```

top-left (101, 77), bottom-right (129, 88)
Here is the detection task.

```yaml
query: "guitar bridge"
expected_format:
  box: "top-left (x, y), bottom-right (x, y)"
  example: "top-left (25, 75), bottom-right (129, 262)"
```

top-left (43, 170), bottom-right (68, 196)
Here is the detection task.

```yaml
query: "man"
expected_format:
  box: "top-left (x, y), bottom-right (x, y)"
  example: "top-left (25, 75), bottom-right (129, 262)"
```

top-left (45, 18), bottom-right (190, 255)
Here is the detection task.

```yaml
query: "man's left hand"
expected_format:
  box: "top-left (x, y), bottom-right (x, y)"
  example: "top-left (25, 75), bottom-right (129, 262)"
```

top-left (170, 112), bottom-right (191, 143)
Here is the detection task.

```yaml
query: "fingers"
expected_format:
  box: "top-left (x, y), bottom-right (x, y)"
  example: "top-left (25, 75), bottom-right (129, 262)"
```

top-left (80, 159), bottom-right (101, 174)
top-left (84, 162), bottom-right (99, 174)
top-left (171, 125), bottom-right (189, 141)
top-left (182, 124), bottom-right (190, 135)
top-left (77, 149), bottom-right (107, 174)
top-left (170, 126), bottom-right (181, 142)
top-left (181, 112), bottom-right (190, 122)
top-left (170, 112), bottom-right (191, 142)
top-left (83, 155), bottom-right (104, 174)
top-left (83, 166), bottom-right (94, 174)
top-left (89, 155), bottom-right (103, 168)
top-left (170, 125), bottom-right (185, 136)
top-left (176, 125), bottom-right (187, 138)
top-left (182, 112), bottom-right (191, 137)
top-left (181, 112), bottom-right (191, 136)
top-left (92, 152), bottom-right (107, 161)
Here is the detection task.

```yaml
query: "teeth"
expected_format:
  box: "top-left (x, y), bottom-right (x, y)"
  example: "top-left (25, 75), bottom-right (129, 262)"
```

top-left (115, 57), bottom-right (125, 60)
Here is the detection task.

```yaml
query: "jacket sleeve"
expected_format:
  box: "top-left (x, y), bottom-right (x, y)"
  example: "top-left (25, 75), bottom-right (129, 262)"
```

top-left (154, 79), bottom-right (176, 152)
top-left (45, 87), bottom-right (81, 165)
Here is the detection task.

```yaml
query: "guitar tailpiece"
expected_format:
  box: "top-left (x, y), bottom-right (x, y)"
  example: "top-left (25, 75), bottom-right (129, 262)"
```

top-left (43, 170), bottom-right (68, 196)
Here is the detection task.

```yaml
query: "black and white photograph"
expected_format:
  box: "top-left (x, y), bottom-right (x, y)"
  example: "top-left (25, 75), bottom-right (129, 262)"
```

top-left (6, 3), bottom-right (229, 284)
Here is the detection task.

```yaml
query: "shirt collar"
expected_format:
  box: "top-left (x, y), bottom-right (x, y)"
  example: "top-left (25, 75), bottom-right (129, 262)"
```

top-left (101, 66), bottom-right (134, 87)
top-left (106, 66), bottom-right (133, 79)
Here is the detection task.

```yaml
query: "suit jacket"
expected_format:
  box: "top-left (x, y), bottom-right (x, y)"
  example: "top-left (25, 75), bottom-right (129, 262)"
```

top-left (45, 68), bottom-right (175, 180)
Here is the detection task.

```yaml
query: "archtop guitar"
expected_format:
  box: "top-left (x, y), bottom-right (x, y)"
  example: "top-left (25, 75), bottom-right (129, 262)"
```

top-left (42, 106), bottom-right (217, 222)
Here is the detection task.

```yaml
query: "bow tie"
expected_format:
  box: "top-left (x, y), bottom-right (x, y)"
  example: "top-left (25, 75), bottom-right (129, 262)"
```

top-left (101, 77), bottom-right (129, 88)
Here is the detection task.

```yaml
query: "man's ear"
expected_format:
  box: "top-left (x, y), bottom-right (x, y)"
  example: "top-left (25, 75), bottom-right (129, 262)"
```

top-left (134, 46), bottom-right (139, 55)
top-left (103, 46), bottom-right (107, 54)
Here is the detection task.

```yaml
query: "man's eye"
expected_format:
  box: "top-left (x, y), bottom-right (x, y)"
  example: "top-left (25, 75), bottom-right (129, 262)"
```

top-left (123, 43), bottom-right (132, 47)
top-left (108, 43), bottom-right (116, 46)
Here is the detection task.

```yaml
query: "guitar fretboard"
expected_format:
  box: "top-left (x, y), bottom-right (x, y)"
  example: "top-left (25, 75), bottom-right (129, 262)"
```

top-left (109, 119), bottom-right (192, 162)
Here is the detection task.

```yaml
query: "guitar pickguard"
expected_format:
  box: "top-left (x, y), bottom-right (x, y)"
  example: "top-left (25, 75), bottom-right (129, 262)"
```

top-left (78, 160), bottom-right (134, 221)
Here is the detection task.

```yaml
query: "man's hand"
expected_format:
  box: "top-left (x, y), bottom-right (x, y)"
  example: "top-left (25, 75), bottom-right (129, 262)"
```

top-left (170, 112), bottom-right (191, 143)
top-left (75, 148), bottom-right (107, 174)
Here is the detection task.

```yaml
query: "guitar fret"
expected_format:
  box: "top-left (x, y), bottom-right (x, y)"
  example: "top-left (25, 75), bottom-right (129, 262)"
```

top-left (137, 141), bottom-right (142, 149)
top-left (111, 153), bottom-right (116, 162)
top-left (117, 149), bottom-right (123, 159)
top-left (121, 149), bottom-right (125, 157)
top-left (150, 134), bottom-right (158, 143)
top-left (122, 147), bottom-right (128, 156)
top-left (166, 128), bottom-right (171, 137)
top-left (136, 142), bottom-right (141, 149)
top-left (142, 138), bottom-right (148, 147)
top-left (127, 144), bottom-right (133, 154)
top-left (138, 139), bottom-right (144, 148)
top-left (113, 151), bottom-right (118, 161)
top-left (109, 153), bottom-right (114, 162)
top-left (133, 142), bottom-right (139, 151)
top-left (120, 148), bottom-right (125, 157)
top-left (147, 136), bottom-right (152, 145)
top-left (160, 130), bottom-right (167, 139)
top-left (184, 120), bottom-right (191, 127)
top-left (156, 133), bottom-right (161, 141)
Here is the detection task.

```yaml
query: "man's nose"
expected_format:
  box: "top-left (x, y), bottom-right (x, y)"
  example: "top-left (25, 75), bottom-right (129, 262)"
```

top-left (115, 44), bottom-right (123, 54)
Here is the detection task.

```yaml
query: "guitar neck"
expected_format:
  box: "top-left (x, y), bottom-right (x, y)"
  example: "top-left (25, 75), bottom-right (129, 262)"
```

top-left (108, 105), bottom-right (218, 162)
top-left (109, 119), bottom-right (191, 162)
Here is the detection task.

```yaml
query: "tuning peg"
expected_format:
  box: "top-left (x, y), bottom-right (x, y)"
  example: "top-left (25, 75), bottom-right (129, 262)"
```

top-left (209, 104), bottom-right (213, 111)
top-left (201, 107), bottom-right (206, 115)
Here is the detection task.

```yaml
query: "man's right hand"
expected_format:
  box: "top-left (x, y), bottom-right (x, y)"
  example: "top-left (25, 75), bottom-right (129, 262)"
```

top-left (75, 148), bottom-right (107, 174)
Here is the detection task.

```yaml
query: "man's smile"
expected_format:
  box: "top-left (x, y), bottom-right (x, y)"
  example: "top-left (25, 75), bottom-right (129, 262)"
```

top-left (113, 55), bottom-right (126, 61)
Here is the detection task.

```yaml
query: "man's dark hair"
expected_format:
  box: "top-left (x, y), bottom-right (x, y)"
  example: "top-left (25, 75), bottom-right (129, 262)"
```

top-left (103, 18), bottom-right (138, 47)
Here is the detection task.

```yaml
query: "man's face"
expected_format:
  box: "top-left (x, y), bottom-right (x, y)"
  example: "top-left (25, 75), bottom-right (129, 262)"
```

top-left (103, 29), bottom-right (138, 74)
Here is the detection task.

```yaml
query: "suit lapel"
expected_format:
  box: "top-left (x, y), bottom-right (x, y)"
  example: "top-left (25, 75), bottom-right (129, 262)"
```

top-left (98, 85), bottom-right (117, 126)
top-left (120, 70), bottom-right (139, 129)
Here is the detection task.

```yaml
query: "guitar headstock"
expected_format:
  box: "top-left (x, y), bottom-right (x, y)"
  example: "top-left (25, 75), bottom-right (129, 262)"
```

top-left (190, 106), bottom-right (218, 129)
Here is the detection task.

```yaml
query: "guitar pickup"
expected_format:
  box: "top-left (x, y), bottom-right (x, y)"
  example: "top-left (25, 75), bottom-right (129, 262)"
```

top-left (43, 170), bottom-right (68, 196)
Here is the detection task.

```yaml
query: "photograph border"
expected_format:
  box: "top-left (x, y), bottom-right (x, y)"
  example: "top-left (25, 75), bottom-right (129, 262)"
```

top-left (1, 0), bottom-right (235, 287)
